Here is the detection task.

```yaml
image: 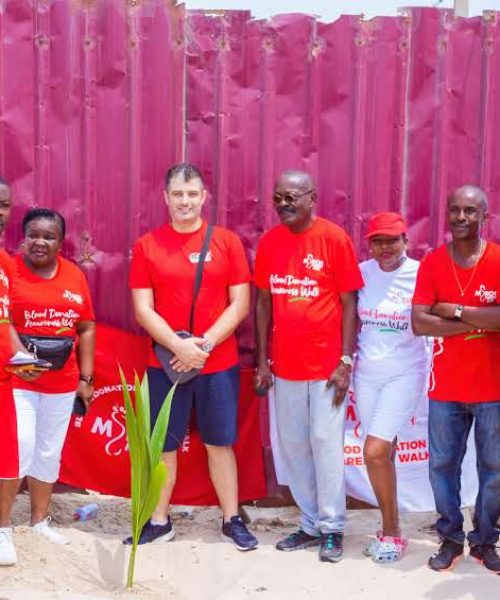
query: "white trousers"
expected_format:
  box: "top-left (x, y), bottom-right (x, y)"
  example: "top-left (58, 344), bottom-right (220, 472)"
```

top-left (274, 377), bottom-right (347, 536)
top-left (13, 389), bottom-right (75, 483)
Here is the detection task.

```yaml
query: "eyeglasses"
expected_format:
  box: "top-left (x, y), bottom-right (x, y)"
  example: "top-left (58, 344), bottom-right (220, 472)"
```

top-left (273, 189), bottom-right (313, 205)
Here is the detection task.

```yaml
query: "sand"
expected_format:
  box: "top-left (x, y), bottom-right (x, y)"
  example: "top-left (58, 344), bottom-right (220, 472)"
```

top-left (0, 492), bottom-right (497, 600)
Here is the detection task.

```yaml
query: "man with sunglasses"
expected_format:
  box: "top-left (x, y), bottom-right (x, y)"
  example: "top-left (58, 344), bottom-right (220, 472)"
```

top-left (254, 170), bottom-right (363, 563)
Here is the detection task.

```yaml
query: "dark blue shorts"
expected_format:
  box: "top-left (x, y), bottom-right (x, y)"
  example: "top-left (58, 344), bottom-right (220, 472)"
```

top-left (147, 365), bottom-right (240, 451)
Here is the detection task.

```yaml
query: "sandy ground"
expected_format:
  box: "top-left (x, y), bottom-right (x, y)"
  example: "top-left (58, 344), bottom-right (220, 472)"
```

top-left (0, 492), bottom-right (497, 600)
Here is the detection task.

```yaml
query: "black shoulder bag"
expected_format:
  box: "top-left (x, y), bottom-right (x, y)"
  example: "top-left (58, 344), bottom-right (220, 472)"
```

top-left (153, 224), bottom-right (214, 384)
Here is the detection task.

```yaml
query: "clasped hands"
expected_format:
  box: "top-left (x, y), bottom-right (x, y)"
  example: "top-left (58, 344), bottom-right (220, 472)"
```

top-left (169, 336), bottom-right (210, 372)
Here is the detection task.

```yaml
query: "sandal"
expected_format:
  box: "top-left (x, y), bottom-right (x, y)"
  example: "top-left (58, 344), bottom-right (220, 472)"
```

top-left (363, 530), bottom-right (383, 557)
top-left (371, 535), bottom-right (409, 563)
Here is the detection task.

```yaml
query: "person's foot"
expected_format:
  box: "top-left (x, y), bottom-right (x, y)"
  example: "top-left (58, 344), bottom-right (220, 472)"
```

top-left (469, 544), bottom-right (500, 573)
top-left (276, 529), bottom-right (321, 552)
top-left (428, 540), bottom-right (463, 571)
top-left (32, 517), bottom-right (70, 546)
top-left (363, 530), bottom-right (383, 557)
top-left (371, 536), bottom-right (408, 563)
top-left (122, 517), bottom-right (175, 545)
top-left (0, 527), bottom-right (17, 566)
top-left (221, 516), bottom-right (258, 551)
top-left (319, 532), bottom-right (344, 563)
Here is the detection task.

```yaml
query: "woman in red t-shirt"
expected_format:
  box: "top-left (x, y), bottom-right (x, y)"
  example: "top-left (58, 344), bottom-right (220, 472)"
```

top-left (9, 208), bottom-right (95, 545)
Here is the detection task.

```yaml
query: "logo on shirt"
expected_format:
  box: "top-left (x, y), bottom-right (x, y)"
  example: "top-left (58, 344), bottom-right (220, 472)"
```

top-left (63, 290), bottom-right (83, 305)
top-left (302, 253), bottom-right (324, 272)
top-left (189, 251), bottom-right (213, 264)
top-left (0, 268), bottom-right (9, 290)
top-left (387, 290), bottom-right (412, 306)
top-left (474, 284), bottom-right (497, 304)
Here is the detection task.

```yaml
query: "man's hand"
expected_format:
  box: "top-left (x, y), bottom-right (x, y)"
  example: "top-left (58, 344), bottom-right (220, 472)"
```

top-left (326, 362), bottom-right (351, 407)
top-left (254, 362), bottom-right (273, 395)
top-left (431, 302), bottom-right (458, 320)
top-left (169, 336), bottom-right (209, 371)
top-left (76, 380), bottom-right (94, 408)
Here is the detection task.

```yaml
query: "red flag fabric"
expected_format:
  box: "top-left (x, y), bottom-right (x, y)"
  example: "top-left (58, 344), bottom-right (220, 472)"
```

top-left (59, 324), bottom-right (266, 503)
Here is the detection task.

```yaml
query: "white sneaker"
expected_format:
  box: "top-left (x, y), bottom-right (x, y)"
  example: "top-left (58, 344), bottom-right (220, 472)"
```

top-left (0, 527), bottom-right (17, 566)
top-left (32, 517), bottom-right (70, 545)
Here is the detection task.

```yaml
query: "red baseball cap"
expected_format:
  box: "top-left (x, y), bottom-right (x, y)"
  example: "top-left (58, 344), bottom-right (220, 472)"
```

top-left (365, 212), bottom-right (407, 238)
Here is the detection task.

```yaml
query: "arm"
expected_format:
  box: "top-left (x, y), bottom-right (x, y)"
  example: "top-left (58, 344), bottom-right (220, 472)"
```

top-left (326, 290), bottom-right (358, 407)
top-left (430, 302), bottom-right (500, 331)
top-left (254, 288), bottom-right (273, 392)
top-left (131, 288), bottom-right (208, 370)
top-left (411, 304), bottom-right (472, 337)
top-left (76, 320), bottom-right (96, 405)
top-left (10, 326), bottom-right (26, 353)
top-left (203, 282), bottom-right (250, 347)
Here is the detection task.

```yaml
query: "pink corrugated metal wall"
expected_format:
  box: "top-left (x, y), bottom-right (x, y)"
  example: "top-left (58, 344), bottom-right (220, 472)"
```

top-left (1, 4), bottom-right (499, 344)
top-left (0, 0), bottom-right (184, 330)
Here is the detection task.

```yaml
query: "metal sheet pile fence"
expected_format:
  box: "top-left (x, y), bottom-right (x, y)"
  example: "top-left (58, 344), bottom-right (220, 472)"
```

top-left (1, 2), bottom-right (499, 359)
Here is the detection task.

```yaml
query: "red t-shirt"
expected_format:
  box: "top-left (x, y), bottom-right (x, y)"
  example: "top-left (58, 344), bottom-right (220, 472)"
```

top-left (254, 217), bottom-right (363, 380)
top-left (412, 242), bottom-right (500, 403)
top-left (0, 250), bottom-right (14, 384)
top-left (11, 255), bottom-right (95, 393)
top-left (129, 221), bottom-right (251, 374)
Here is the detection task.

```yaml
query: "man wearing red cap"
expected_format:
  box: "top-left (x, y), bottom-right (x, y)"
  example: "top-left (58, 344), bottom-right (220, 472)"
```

top-left (412, 185), bottom-right (500, 573)
top-left (254, 170), bottom-right (363, 563)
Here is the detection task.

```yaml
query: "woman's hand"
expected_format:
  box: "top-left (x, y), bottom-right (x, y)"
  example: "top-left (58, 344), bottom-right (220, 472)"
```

top-left (12, 368), bottom-right (44, 381)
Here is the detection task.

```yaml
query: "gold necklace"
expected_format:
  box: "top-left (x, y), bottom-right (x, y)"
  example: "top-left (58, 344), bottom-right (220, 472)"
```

top-left (450, 239), bottom-right (485, 297)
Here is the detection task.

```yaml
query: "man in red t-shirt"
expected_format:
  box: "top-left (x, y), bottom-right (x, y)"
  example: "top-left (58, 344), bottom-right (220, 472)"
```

top-left (126, 163), bottom-right (258, 550)
top-left (412, 185), bottom-right (500, 574)
top-left (254, 170), bottom-right (363, 563)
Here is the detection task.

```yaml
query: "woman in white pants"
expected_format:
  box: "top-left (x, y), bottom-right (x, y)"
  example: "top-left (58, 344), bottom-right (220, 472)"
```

top-left (1, 208), bottom-right (95, 557)
top-left (354, 212), bottom-right (429, 563)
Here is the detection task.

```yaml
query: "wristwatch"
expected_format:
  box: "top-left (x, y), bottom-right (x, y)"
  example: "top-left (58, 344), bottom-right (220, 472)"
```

top-left (454, 304), bottom-right (464, 321)
top-left (339, 355), bottom-right (354, 368)
top-left (201, 336), bottom-right (214, 354)
top-left (79, 374), bottom-right (94, 385)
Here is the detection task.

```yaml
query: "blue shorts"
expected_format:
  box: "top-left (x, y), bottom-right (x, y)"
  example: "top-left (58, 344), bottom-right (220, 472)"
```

top-left (147, 365), bottom-right (239, 451)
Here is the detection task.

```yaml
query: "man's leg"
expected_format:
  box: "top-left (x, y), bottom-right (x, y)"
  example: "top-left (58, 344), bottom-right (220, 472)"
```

top-left (197, 366), bottom-right (257, 550)
top-left (309, 379), bottom-right (347, 535)
top-left (205, 445), bottom-right (238, 520)
top-left (467, 400), bottom-right (500, 572)
top-left (274, 377), bottom-right (319, 537)
top-left (151, 451), bottom-right (177, 522)
top-left (123, 368), bottom-right (192, 545)
top-left (428, 400), bottom-right (472, 544)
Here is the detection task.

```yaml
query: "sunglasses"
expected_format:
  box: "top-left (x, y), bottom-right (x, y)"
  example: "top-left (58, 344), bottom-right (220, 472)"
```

top-left (273, 189), bottom-right (313, 205)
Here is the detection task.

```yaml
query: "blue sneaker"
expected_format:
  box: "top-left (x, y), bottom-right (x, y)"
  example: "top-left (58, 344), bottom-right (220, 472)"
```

top-left (222, 516), bottom-right (258, 551)
top-left (122, 517), bottom-right (175, 545)
top-left (319, 532), bottom-right (344, 563)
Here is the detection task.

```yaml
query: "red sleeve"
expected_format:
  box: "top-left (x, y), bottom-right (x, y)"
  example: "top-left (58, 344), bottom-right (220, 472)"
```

top-left (78, 269), bottom-right (95, 321)
top-left (129, 238), bottom-right (153, 289)
top-left (332, 232), bottom-right (364, 293)
top-left (412, 254), bottom-right (436, 306)
top-left (226, 232), bottom-right (251, 286)
top-left (253, 237), bottom-right (270, 290)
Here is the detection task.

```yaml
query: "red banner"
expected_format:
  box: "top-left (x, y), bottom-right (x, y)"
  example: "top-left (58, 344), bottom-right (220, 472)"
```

top-left (59, 324), bottom-right (266, 504)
